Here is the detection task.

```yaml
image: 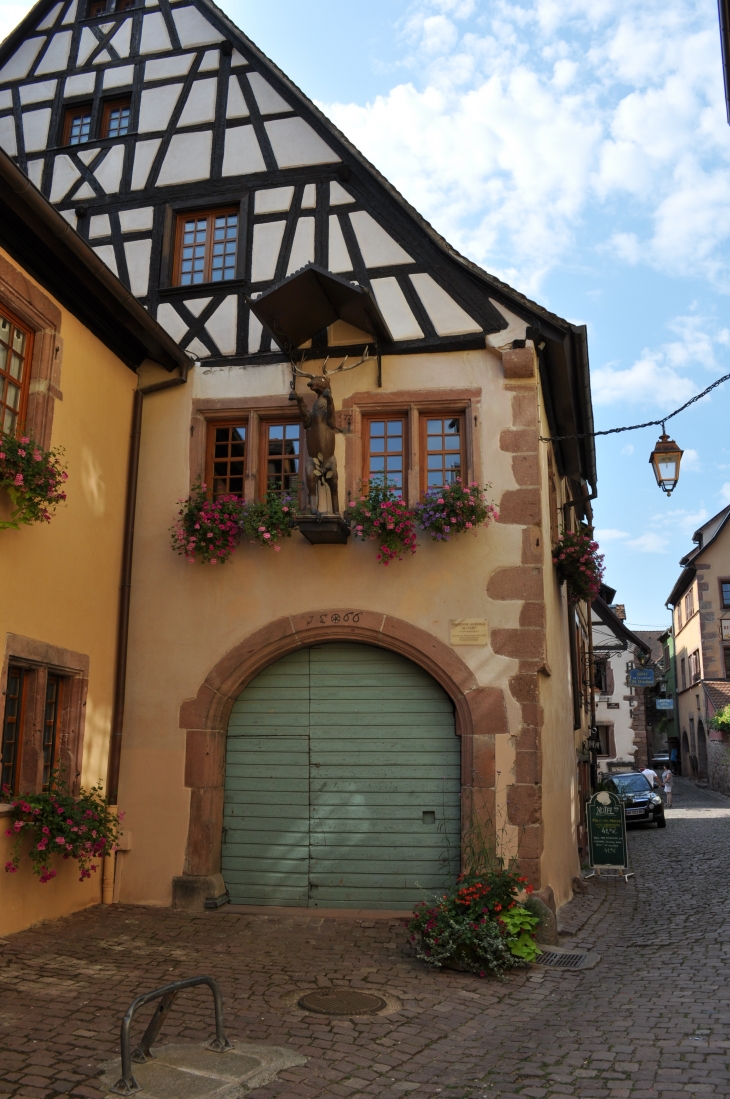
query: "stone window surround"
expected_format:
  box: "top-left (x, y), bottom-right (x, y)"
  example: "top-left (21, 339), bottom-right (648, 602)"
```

top-left (1, 634), bottom-right (89, 799)
top-left (189, 387), bottom-right (482, 510)
top-left (0, 252), bottom-right (63, 451)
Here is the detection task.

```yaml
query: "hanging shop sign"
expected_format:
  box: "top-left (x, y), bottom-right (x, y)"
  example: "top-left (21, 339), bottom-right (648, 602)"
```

top-left (721, 620), bottom-right (730, 641)
top-left (629, 668), bottom-right (655, 687)
top-left (587, 791), bottom-right (628, 871)
top-left (655, 698), bottom-right (674, 710)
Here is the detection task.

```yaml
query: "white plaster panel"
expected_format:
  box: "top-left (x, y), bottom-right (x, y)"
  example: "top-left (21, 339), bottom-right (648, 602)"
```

top-left (22, 107), bottom-right (51, 152)
top-left (264, 117), bottom-right (340, 168)
top-left (0, 38), bottom-right (46, 81)
top-left (109, 19), bottom-right (132, 58)
top-left (74, 181), bottom-right (95, 199)
top-left (172, 5), bottom-right (224, 47)
top-left (221, 123), bottom-right (265, 176)
top-left (93, 143), bottom-right (125, 193)
top-left (0, 91), bottom-right (12, 109)
top-left (124, 238), bottom-right (153, 296)
top-left (156, 302), bottom-right (188, 342)
top-left (130, 137), bottom-right (161, 189)
top-left (410, 273), bottom-right (482, 336)
top-left (92, 50), bottom-right (112, 66)
top-left (99, 22), bottom-right (114, 33)
top-left (61, 0), bottom-right (78, 23)
top-left (26, 158), bottom-right (44, 188)
top-left (145, 54), bottom-right (193, 80)
top-left (330, 181), bottom-right (354, 205)
top-left (287, 216), bottom-right (314, 275)
top-left (486, 300), bottom-right (528, 347)
top-left (35, 30), bottom-right (72, 74)
top-left (349, 210), bottom-right (413, 267)
top-left (301, 183), bottom-right (316, 209)
top-left (0, 116), bottom-right (18, 156)
top-left (139, 12), bottom-right (171, 54)
top-left (38, 3), bottom-right (63, 30)
top-left (199, 50), bottom-right (218, 71)
top-left (327, 214), bottom-right (351, 273)
top-left (89, 213), bottom-right (111, 238)
top-left (19, 80), bottom-right (57, 104)
top-left (76, 27), bottom-right (98, 66)
top-left (225, 76), bottom-right (248, 119)
top-left (64, 72), bottom-right (95, 96)
top-left (93, 243), bottom-right (118, 276)
top-left (104, 64), bottom-right (134, 88)
top-left (231, 49), bottom-right (247, 67)
top-left (77, 147), bottom-right (98, 164)
top-left (156, 130), bottom-right (212, 185)
top-left (119, 206), bottom-right (154, 232)
top-left (248, 311), bottom-right (262, 354)
top-left (183, 297), bottom-right (211, 317)
top-left (186, 336), bottom-right (209, 358)
top-left (59, 208), bottom-right (76, 226)
top-left (177, 77), bottom-right (217, 127)
top-left (254, 185), bottom-right (293, 214)
top-left (251, 220), bottom-right (286, 283)
top-left (369, 277), bottom-right (423, 341)
top-left (205, 295), bottom-right (237, 354)
top-left (246, 72), bottom-right (290, 115)
top-left (138, 82), bottom-right (183, 132)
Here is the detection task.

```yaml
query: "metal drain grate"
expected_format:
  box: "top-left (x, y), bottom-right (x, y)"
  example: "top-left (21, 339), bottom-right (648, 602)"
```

top-left (298, 990), bottom-right (386, 1016)
top-left (536, 951), bottom-right (588, 969)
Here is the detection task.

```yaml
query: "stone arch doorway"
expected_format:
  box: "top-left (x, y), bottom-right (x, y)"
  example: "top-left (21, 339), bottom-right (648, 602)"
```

top-left (681, 730), bottom-right (690, 776)
top-left (698, 720), bottom-right (708, 779)
top-left (176, 610), bottom-right (507, 907)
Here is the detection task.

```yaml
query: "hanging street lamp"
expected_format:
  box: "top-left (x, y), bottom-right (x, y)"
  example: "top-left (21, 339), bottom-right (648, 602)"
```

top-left (649, 427), bottom-right (684, 496)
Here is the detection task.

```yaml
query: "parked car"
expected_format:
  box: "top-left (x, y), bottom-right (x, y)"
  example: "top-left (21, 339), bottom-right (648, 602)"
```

top-left (651, 751), bottom-right (670, 767)
top-left (603, 771), bottom-right (666, 828)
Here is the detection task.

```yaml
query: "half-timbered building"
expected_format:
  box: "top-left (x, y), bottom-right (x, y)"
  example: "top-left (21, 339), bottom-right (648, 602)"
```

top-left (0, 0), bottom-right (598, 913)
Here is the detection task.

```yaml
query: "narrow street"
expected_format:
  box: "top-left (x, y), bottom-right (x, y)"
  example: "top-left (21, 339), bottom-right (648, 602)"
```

top-left (0, 776), bottom-right (728, 1099)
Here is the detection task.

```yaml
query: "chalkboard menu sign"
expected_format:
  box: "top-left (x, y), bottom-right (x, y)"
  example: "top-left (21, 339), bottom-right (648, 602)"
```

top-left (587, 791), bottom-right (628, 871)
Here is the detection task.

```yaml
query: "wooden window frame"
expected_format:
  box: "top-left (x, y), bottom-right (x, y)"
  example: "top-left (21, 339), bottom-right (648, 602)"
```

top-left (689, 648), bottom-right (701, 683)
top-left (0, 303), bottom-right (33, 439)
top-left (596, 724), bottom-right (615, 758)
top-left (101, 96), bottom-right (132, 139)
top-left (173, 207), bottom-right (240, 288)
top-left (62, 102), bottom-right (94, 146)
top-left (719, 579), bottom-right (730, 609)
top-left (41, 674), bottom-right (63, 791)
top-left (206, 419), bottom-right (248, 500)
top-left (1, 665), bottom-right (27, 796)
top-left (342, 388), bottom-right (481, 509)
top-left (419, 412), bottom-right (466, 496)
top-left (361, 413), bottom-right (408, 496)
top-left (258, 416), bottom-right (304, 503)
top-left (724, 648), bottom-right (730, 679)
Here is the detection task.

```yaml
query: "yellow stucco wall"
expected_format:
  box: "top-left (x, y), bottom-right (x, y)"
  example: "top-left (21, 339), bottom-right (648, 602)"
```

top-left (116, 344), bottom-right (581, 908)
top-left (0, 248), bottom-right (136, 935)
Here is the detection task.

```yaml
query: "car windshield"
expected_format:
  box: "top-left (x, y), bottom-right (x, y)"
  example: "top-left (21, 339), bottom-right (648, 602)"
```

top-left (612, 774), bottom-right (651, 794)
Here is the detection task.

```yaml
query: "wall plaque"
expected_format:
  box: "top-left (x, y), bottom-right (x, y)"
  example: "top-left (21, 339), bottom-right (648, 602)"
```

top-left (450, 619), bottom-right (489, 646)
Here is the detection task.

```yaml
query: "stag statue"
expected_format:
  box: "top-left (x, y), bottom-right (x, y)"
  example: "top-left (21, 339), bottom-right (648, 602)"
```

top-left (289, 348), bottom-right (372, 515)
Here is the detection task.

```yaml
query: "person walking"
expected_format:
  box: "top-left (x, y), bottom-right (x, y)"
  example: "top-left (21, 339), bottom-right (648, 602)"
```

top-left (662, 765), bottom-right (673, 807)
top-left (642, 766), bottom-right (660, 789)
top-left (670, 746), bottom-right (679, 774)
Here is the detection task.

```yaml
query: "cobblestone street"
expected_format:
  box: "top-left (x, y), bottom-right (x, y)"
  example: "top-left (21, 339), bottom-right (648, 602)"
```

top-left (0, 777), bottom-right (728, 1099)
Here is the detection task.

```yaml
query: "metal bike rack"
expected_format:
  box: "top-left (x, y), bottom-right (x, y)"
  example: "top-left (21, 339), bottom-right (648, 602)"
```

top-left (110, 975), bottom-right (233, 1096)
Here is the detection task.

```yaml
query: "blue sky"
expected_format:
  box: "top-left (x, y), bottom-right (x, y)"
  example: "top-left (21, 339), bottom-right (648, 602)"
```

top-left (3, 0), bottom-right (729, 628)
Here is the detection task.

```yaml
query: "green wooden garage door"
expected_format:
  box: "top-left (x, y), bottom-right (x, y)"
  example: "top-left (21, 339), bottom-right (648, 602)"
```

top-left (222, 643), bottom-right (461, 909)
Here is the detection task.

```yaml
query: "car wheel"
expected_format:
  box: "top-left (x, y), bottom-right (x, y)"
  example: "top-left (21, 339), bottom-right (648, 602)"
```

top-left (656, 816), bottom-right (667, 829)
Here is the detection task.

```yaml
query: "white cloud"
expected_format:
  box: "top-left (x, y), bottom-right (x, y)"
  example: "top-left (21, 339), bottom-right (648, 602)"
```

top-left (0, 0), bottom-right (33, 41)
top-left (621, 444), bottom-right (634, 455)
top-left (681, 448), bottom-right (700, 471)
top-left (594, 528), bottom-right (629, 541)
top-left (627, 531), bottom-right (670, 553)
top-left (720, 483), bottom-right (730, 504)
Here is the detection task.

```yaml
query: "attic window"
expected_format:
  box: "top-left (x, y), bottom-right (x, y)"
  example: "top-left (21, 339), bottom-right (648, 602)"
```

top-left (63, 103), bottom-right (92, 145)
top-left (88, 0), bottom-right (135, 14)
top-left (102, 97), bottom-right (131, 138)
top-left (174, 209), bottom-right (239, 286)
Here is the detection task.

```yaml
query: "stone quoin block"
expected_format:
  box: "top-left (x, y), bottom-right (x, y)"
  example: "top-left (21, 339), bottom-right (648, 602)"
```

top-left (491, 628), bottom-right (546, 662)
top-left (511, 390), bottom-right (539, 427)
top-left (507, 783), bottom-right (542, 826)
top-left (502, 347), bottom-right (536, 379)
top-left (517, 858), bottom-right (541, 889)
top-left (499, 428), bottom-right (538, 454)
top-left (518, 823), bottom-right (544, 860)
top-left (519, 602), bottom-right (546, 628)
top-left (514, 725), bottom-right (539, 753)
top-left (515, 749), bottom-right (542, 785)
top-left (184, 786), bottom-right (225, 877)
top-left (487, 566), bottom-right (543, 602)
top-left (465, 686), bottom-right (510, 736)
top-left (184, 728), bottom-right (225, 789)
top-left (519, 702), bottom-right (543, 728)
top-left (509, 673), bottom-right (539, 706)
top-left (498, 488), bottom-right (541, 526)
top-left (512, 453), bottom-right (540, 486)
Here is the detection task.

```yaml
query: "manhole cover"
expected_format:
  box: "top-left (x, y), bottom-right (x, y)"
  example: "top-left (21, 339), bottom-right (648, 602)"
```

top-left (536, 951), bottom-right (589, 969)
top-left (298, 989), bottom-right (386, 1015)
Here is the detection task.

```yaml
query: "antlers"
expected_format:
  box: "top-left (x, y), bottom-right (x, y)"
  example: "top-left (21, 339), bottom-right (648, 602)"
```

top-left (291, 346), bottom-right (372, 382)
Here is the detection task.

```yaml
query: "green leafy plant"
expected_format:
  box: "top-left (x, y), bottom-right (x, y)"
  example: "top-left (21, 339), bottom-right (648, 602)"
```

top-left (552, 529), bottom-right (605, 603)
top-left (348, 482), bottom-right (417, 565)
top-left (709, 703), bottom-right (730, 734)
top-left (171, 483), bottom-right (244, 564)
top-left (3, 781), bottom-right (121, 883)
top-left (498, 905), bottom-right (542, 962)
top-left (415, 481), bottom-right (499, 541)
top-left (241, 492), bottom-right (296, 551)
top-left (0, 433), bottom-right (67, 530)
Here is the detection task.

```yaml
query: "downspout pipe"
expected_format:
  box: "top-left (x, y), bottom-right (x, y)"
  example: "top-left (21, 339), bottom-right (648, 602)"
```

top-left (106, 369), bottom-right (189, 807)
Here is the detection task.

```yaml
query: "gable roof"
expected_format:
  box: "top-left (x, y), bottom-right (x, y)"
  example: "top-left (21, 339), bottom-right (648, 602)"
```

top-left (0, 146), bottom-right (188, 370)
top-left (666, 504), bottom-right (730, 606)
top-left (592, 595), bottom-right (651, 655)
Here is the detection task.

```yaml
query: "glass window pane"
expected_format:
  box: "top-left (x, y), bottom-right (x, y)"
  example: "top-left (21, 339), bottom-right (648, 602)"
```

top-left (269, 426), bottom-right (283, 440)
top-left (386, 421), bottom-right (402, 435)
top-left (445, 435), bottom-right (460, 450)
top-left (369, 457), bottom-right (385, 472)
top-left (369, 422), bottom-right (385, 438)
top-left (11, 328), bottom-right (25, 354)
top-left (427, 454), bottom-right (442, 470)
top-left (427, 420), bottom-right (442, 433)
